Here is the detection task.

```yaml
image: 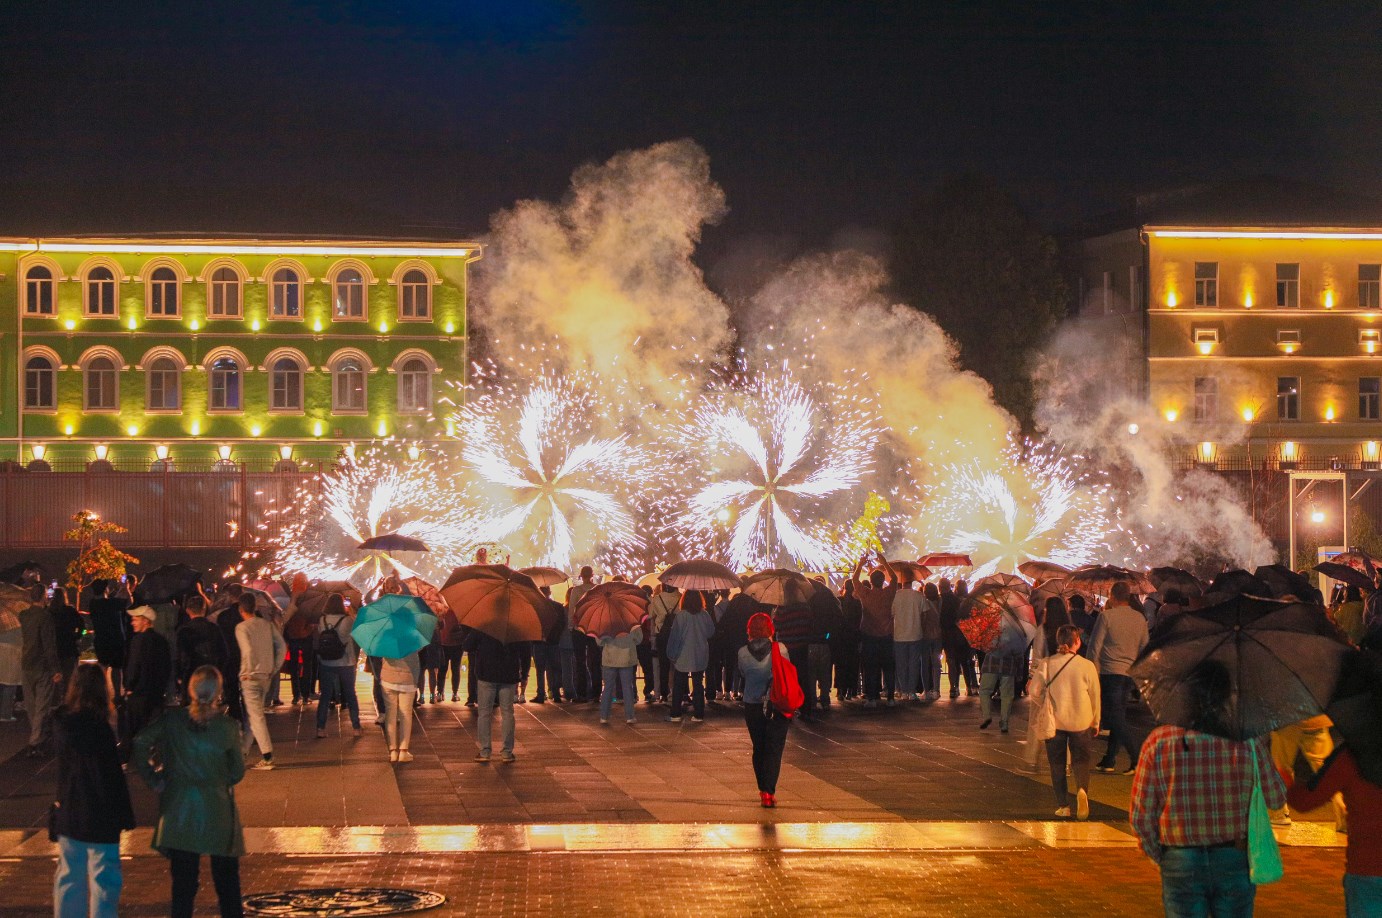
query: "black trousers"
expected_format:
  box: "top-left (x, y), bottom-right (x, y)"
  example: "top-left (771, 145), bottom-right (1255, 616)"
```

top-left (168, 848), bottom-right (242, 918)
top-left (671, 669), bottom-right (705, 718)
top-left (286, 637), bottom-right (316, 700)
top-left (860, 635), bottom-right (895, 700)
top-left (832, 640), bottom-right (860, 698)
top-left (636, 643), bottom-right (656, 698)
top-left (572, 633), bottom-right (593, 699)
top-left (442, 645), bottom-right (465, 695)
top-left (743, 704), bottom-right (791, 794)
top-left (531, 644), bottom-right (562, 699)
top-left (786, 644), bottom-right (814, 717)
top-left (584, 639), bottom-right (602, 698)
top-left (944, 636), bottom-right (978, 694)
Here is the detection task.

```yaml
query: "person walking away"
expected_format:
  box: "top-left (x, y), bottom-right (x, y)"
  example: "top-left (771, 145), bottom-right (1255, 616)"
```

top-left (852, 552), bottom-right (900, 707)
top-left (567, 567), bottom-right (597, 702)
top-left (1131, 660), bottom-right (1286, 918)
top-left (378, 647), bottom-right (419, 762)
top-left (210, 585), bottom-right (244, 721)
top-left (234, 595), bottom-right (284, 770)
top-left (122, 605), bottom-right (172, 761)
top-left (739, 612), bottom-right (791, 807)
top-left (1041, 597), bottom-right (1072, 659)
top-left (978, 606), bottom-right (1025, 734)
top-left (771, 594), bottom-right (820, 720)
top-left (1031, 625), bottom-right (1100, 819)
top-left (132, 666), bottom-right (246, 918)
top-left (939, 578), bottom-right (976, 698)
top-left (807, 580), bottom-right (839, 707)
top-left (597, 625), bottom-right (640, 725)
top-left (50, 588), bottom-right (82, 682)
top-left (175, 594), bottom-right (227, 703)
top-left (667, 591), bottom-right (716, 722)
top-left (52, 662), bottom-right (135, 918)
top-left (1268, 714), bottom-right (1345, 830)
top-left (464, 628), bottom-right (525, 763)
top-left (282, 599), bottom-right (318, 706)
top-left (314, 594), bottom-right (362, 739)
top-left (417, 616), bottom-right (444, 705)
top-left (919, 583), bottom-right (944, 700)
top-left (833, 580), bottom-right (863, 701)
top-left (87, 580), bottom-right (130, 697)
top-left (1090, 582), bottom-right (1150, 774)
top-left (20, 583), bottom-right (62, 756)
top-left (647, 583), bottom-right (680, 703)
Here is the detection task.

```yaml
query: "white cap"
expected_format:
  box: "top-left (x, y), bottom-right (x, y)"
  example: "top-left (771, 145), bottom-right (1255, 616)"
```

top-left (128, 605), bottom-right (157, 623)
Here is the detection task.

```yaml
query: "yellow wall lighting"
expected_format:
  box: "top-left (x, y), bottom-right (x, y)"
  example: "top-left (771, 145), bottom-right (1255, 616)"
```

top-left (250, 318), bottom-right (262, 332)
top-left (1280, 342), bottom-right (1299, 355)
top-left (218, 444), bottom-right (233, 460)
top-left (189, 420), bottom-right (201, 437)
top-left (1198, 441), bottom-right (1217, 463)
top-left (31, 444), bottom-right (46, 461)
top-left (1153, 230), bottom-right (1382, 240)
top-left (1197, 340), bottom-right (1215, 356)
top-left (313, 318), bottom-right (324, 332)
top-left (1164, 408), bottom-right (1179, 423)
top-left (1326, 405), bottom-right (1337, 421)
top-left (93, 444), bottom-right (108, 461)
top-left (126, 424), bottom-right (139, 436)
top-left (1365, 441), bottom-right (1380, 463)
top-left (155, 444), bottom-right (170, 460)
top-left (189, 319), bottom-right (201, 331)
top-left (312, 421), bottom-right (324, 437)
top-left (126, 318), bottom-right (138, 330)
top-left (378, 322), bottom-right (389, 334)
top-left (376, 420), bottom-right (388, 437)
top-left (63, 424), bottom-right (74, 436)
top-left (1243, 291), bottom-right (1254, 309)
top-left (1282, 441), bottom-right (1300, 462)
top-left (21, 240), bottom-right (474, 257)
top-left (443, 321), bottom-right (456, 335)
top-left (249, 424), bottom-right (263, 437)
top-left (64, 319), bottom-right (76, 330)
top-left (278, 444), bottom-right (293, 461)
top-left (1166, 291), bottom-right (1179, 308)
top-left (1241, 407), bottom-right (1255, 422)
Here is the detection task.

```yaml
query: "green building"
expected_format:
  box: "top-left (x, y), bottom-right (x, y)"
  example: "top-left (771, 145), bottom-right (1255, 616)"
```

top-left (1, 236), bottom-right (478, 468)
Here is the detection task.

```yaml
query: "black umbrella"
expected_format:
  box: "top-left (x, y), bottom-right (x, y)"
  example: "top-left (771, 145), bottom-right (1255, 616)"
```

top-left (1314, 562), bottom-right (1374, 592)
top-left (134, 563), bottom-right (202, 605)
top-left (1149, 566), bottom-right (1204, 597)
top-left (0, 561), bottom-right (46, 586)
top-left (1130, 595), bottom-right (1352, 740)
top-left (358, 533), bottom-right (429, 553)
top-left (1205, 569), bottom-right (1272, 600)
top-left (1325, 649), bottom-right (1382, 785)
top-left (1253, 564), bottom-right (1316, 600)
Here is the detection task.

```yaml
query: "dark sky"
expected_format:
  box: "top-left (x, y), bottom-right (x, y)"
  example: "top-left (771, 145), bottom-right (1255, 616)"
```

top-left (2, 1), bottom-right (1379, 259)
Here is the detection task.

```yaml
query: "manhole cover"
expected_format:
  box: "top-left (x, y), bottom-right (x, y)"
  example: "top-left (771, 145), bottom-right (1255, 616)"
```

top-left (242, 887), bottom-right (446, 916)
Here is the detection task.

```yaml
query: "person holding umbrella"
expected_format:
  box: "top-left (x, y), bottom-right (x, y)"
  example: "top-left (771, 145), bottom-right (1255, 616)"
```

top-left (464, 627), bottom-right (525, 762)
top-left (666, 590), bottom-right (716, 723)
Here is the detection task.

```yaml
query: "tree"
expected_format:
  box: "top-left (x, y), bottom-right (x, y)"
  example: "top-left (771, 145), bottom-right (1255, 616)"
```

top-left (890, 174), bottom-right (1068, 430)
top-left (64, 510), bottom-right (139, 609)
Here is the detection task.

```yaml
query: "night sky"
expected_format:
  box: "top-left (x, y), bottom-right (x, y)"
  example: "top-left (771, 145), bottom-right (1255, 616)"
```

top-left (2, 1), bottom-right (1379, 262)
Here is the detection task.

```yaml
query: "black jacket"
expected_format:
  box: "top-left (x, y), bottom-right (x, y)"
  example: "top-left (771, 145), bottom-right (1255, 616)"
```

top-left (123, 630), bottom-right (172, 701)
top-left (461, 628), bottom-right (526, 684)
top-left (52, 603), bottom-right (82, 664)
top-left (88, 597), bottom-right (129, 668)
top-left (176, 618), bottom-right (228, 680)
top-left (714, 593), bottom-right (761, 651)
top-left (52, 708), bottom-right (135, 844)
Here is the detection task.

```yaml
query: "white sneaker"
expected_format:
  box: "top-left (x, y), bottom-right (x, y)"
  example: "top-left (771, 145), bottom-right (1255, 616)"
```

top-left (1076, 788), bottom-right (1089, 821)
top-left (599, 718), bottom-right (609, 725)
top-left (252, 758), bottom-right (275, 771)
top-left (1055, 806), bottom-right (1072, 818)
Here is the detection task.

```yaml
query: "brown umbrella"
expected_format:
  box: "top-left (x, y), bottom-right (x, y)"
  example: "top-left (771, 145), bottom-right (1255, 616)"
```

top-left (1067, 565), bottom-right (1156, 596)
top-left (0, 583), bottom-right (30, 633)
top-left (440, 564), bottom-right (556, 644)
top-left (573, 581), bottom-right (649, 638)
top-left (742, 569), bottom-right (813, 607)
top-left (919, 552), bottom-right (972, 567)
top-left (659, 559), bottom-right (742, 591)
top-left (517, 566), bottom-right (570, 588)
top-left (878, 561), bottom-right (931, 583)
top-left (400, 576), bottom-right (448, 616)
top-left (1017, 560), bottom-right (1071, 585)
top-left (293, 579), bottom-right (365, 621)
top-left (1149, 566), bottom-right (1205, 597)
top-left (969, 573), bottom-right (1037, 626)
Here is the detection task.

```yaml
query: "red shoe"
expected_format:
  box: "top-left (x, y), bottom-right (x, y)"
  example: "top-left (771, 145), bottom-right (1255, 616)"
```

top-left (760, 791), bottom-right (773, 808)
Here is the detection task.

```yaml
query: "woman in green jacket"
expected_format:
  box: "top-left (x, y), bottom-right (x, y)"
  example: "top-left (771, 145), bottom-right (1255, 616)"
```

top-left (132, 664), bottom-right (246, 918)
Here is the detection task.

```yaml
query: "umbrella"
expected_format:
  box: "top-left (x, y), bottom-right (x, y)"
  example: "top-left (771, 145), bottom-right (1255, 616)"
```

top-left (967, 575), bottom-right (1038, 629)
top-left (1253, 564), bottom-right (1316, 600)
top-left (919, 552), bottom-right (972, 567)
top-left (518, 566), bottom-right (570, 588)
top-left (1030, 576), bottom-right (1090, 611)
top-left (879, 561), bottom-right (931, 583)
top-left (1331, 551), bottom-right (1378, 578)
top-left (1149, 566), bottom-right (1205, 597)
top-left (244, 588), bottom-right (283, 620)
top-left (351, 594), bottom-right (436, 659)
top-left (573, 581), bottom-right (648, 639)
top-left (1325, 649), bottom-right (1382, 785)
top-left (0, 561), bottom-right (46, 586)
top-left (636, 571), bottom-right (664, 588)
top-left (1067, 565), bottom-right (1156, 596)
top-left (1017, 561), bottom-right (1070, 585)
top-left (659, 560), bottom-right (742, 591)
top-left (741, 569), bottom-right (813, 607)
top-left (247, 578), bottom-right (291, 609)
top-left (1129, 595), bottom-right (1353, 740)
top-left (1314, 562), bottom-right (1374, 592)
top-left (956, 598), bottom-right (1002, 651)
top-left (1205, 569), bottom-right (1273, 600)
top-left (440, 564), bottom-right (556, 644)
top-left (293, 581), bottom-right (365, 621)
top-left (400, 576), bottom-right (448, 616)
top-left (0, 583), bottom-right (31, 633)
top-left (135, 563), bottom-right (202, 605)
top-left (357, 533), bottom-right (429, 553)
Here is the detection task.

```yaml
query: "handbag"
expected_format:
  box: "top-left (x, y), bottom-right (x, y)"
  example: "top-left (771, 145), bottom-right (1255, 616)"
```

top-left (1246, 743), bottom-right (1284, 885)
top-left (768, 642), bottom-right (805, 717)
top-left (1031, 654), bottom-right (1076, 741)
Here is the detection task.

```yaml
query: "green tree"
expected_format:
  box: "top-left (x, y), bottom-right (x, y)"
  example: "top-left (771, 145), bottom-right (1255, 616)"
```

top-left (64, 510), bottom-right (139, 609)
top-left (890, 174), bottom-right (1068, 430)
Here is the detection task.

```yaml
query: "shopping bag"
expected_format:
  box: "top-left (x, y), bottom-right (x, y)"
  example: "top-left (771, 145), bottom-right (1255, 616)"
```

top-left (1246, 744), bottom-right (1284, 885)
top-left (768, 642), bottom-right (805, 717)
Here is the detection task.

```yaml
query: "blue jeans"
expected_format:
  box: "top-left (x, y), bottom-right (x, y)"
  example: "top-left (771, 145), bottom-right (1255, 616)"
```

top-left (55, 835), bottom-right (122, 918)
top-left (1159, 846), bottom-right (1254, 918)
top-left (1346, 874), bottom-right (1382, 917)
top-left (1099, 674), bottom-right (1139, 768)
top-left (600, 665), bottom-right (637, 721)
top-left (894, 640), bottom-right (922, 695)
top-left (476, 681), bottom-right (515, 756)
top-left (316, 664), bottom-right (361, 730)
top-left (919, 639), bottom-right (942, 693)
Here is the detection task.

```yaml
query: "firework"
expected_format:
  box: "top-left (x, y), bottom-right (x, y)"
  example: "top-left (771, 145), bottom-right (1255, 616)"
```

top-left (673, 366), bottom-right (880, 572)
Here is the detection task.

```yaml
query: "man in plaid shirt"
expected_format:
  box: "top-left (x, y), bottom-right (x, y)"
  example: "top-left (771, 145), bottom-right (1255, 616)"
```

top-left (1130, 661), bottom-right (1287, 917)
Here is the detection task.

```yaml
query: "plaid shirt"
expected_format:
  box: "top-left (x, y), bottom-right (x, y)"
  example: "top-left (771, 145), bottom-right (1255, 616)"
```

top-left (1130, 725), bottom-right (1286, 864)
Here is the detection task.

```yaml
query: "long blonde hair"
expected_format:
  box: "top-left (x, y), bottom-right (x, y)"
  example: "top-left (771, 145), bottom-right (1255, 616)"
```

top-left (188, 665), bottom-right (224, 724)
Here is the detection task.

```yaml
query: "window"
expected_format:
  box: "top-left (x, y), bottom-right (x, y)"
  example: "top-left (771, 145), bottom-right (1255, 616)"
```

top-left (24, 356), bottom-right (56, 410)
top-left (208, 267), bottom-right (241, 318)
top-left (149, 266), bottom-right (179, 316)
top-left (398, 357), bottom-right (431, 412)
top-left (1276, 263), bottom-right (1300, 308)
top-left (1361, 378), bottom-right (1381, 421)
top-left (332, 358), bottom-right (366, 412)
top-left (24, 266), bottom-right (55, 315)
top-left (1277, 376), bottom-right (1301, 421)
top-left (1276, 329), bottom-right (1302, 354)
top-left (400, 269), bottom-right (430, 319)
top-left (1361, 265), bottom-right (1381, 310)
top-left (147, 357), bottom-right (181, 411)
top-left (271, 268), bottom-right (301, 319)
top-left (1193, 377), bottom-right (1218, 422)
top-left (1194, 262), bottom-right (1218, 307)
top-left (84, 357), bottom-right (118, 411)
top-left (333, 268), bottom-right (364, 319)
top-left (209, 356), bottom-right (242, 411)
top-left (86, 266), bottom-right (116, 316)
top-left (270, 357), bottom-right (303, 411)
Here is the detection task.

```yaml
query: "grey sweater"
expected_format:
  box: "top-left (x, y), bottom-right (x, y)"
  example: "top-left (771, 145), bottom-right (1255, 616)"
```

top-left (1088, 604), bottom-right (1149, 677)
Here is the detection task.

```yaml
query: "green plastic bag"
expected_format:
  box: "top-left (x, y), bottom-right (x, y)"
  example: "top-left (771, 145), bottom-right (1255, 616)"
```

top-left (1247, 743), bottom-right (1284, 885)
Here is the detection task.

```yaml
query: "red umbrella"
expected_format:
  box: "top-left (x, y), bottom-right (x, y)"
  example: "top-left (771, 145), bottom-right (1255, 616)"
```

top-left (920, 552), bottom-right (972, 567)
top-left (573, 582), bottom-right (648, 639)
top-left (1331, 551), bottom-right (1378, 579)
top-left (400, 576), bottom-right (448, 616)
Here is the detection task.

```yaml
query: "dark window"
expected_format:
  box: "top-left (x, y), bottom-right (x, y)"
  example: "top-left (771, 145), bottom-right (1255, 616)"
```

top-left (24, 356), bottom-right (55, 409)
top-left (84, 356), bottom-right (118, 411)
top-left (1194, 262), bottom-right (1218, 307)
top-left (1276, 264), bottom-right (1300, 308)
top-left (86, 266), bottom-right (116, 315)
top-left (147, 357), bottom-right (180, 411)
top-left (1193, 376), bottom-right (1218, 422)
top-left (210, 356), bottom-right (241, 410)
top-left (1361, 377), bottom-right (1381, 421)
top-left (25, 266), bottom-right (54, 315)
top-left (1277, 376), bottom-right (1301, 421)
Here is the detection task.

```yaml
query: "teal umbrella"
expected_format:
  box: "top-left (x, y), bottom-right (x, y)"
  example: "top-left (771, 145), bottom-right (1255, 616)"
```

top-left (351, 594), bottom-right (436, 659)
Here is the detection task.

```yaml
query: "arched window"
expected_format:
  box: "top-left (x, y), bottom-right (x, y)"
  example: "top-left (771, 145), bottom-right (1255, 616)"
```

top-left (208, 266), bottom-right (241, 318)
top-left (147, 356), bottom-right (181, 411)
top-left (149, 266), bottom-right (179, 317)
top-left (24, 265), bottom-right (55, 315)
top-left (271, 268), bottom-right (301, 319)
top-left (397, 357), bottom-right (432, 413)
top-left (209, 356), bottom-right (242, 411)
top-left (399, 269), bottom-right (430, 320)
top-left (332, 358), bottom-right (367, 412)
top-left (84, 357), bottom-right (119, 411)
top-left (24, 356), bottom-right (56, 410)
top-left (333, 268), bottom-right (365, 319)
top-left (270, 356), bottom-right (304, 411)
top-left (86, 266), bottom-right (117, 316)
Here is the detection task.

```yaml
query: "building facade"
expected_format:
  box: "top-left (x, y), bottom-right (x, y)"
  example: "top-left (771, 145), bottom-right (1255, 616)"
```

top-left (2, 236), bottom-right (478, 469)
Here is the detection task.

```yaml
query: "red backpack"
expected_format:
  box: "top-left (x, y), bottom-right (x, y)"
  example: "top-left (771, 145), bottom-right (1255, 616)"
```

top-left (768, 642), bottom-right (805, 717)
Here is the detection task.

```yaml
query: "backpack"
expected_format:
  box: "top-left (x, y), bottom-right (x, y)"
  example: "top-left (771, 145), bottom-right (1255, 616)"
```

top-left (317, 616), bottom-right (347, 660)
top-left (768, 642), bottom-right (805, 717)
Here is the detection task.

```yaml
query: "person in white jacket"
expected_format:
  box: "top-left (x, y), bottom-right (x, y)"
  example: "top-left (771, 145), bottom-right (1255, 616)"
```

top-left (235, 595), bottom-right (286, 770)
top-left (1030, 624), bottom-right (1101, 820)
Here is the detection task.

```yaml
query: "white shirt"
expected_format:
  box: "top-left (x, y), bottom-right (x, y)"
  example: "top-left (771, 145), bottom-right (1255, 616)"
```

top-left (1031, 651), bottom-right (1101, 732)
top-left (892, 588), bottom-right (927, 642)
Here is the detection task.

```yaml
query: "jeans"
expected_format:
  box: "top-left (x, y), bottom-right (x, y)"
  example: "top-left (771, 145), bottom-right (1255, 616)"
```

top-left (560, 648), bottom-right (578, 701)
top-left (476, 681), bottom-right (515, 756)
top-left (860, 635), bottom-right (894, 700)
top-left (167, 848), bottom-right (242, 918)
top-left (743, 704), bottom-right (791, 794)
top-left (442, 645), bottom-right (465, 696)
top-left (671, 669), bottom-right (705, 718)
top-left (1099, 674), bottom-right (1139, 768)
top-left (286, 637), bottom-right (316, 701)
top-left (808, 643), bottom-right (832, 702)
top-left (894, 639), bottom-right (922, 695)
top-left (919, 639), bottom-right (942, 693)
top-left (55, 835), bottom-right (121, 918)
top-left (1345, 874), bottom-right (1382, 917)
top-left (944, 636), bottom-right (977, 694)
top-left (979, 670), bottom-right (1015, 727)
top-left (316, 664), bottom-right (360, 730)
top-left (1158, 846), bottom-right (1254, 918)
top-left (1045, 728), bottom-right (1093, 807)
top-left (600, 665), bottom-right (637, 721)
top-left (23, 670), bottom-right (58, 746)
top-left (381, 686), bottom-right (415, 752)
top-left (239, 674), bottom-right (273, 757)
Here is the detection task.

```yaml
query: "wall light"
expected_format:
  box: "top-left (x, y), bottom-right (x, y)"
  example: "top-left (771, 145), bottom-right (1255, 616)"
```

top-left (127, 318), bottom-right (138, 330)
top-left (155, 444), bottom-right (170, 460)
top-left (1325, 290), bottom-right (1336, 309)
top-left (250, 318), bottom-right (261, 331)
top-left (126, 424), bottom-right (139, 436)
top-left (406, 444), bottom-right (420, 460)
top-left (443, 321), bottom-right (456, 335)
top-left (313, 318), bottom-right (324, 332)
top-left (377, 420), bottom-right (387, 437)
top-left (278, 444), bottom-right (293, 461)
top-left (1166, 291), bottom-right (1178, 308)
top-left (93, 444), bottom-right (109, 461)
top-left (1241, 407), bottom-right (1255, 422)
top-left (1282, 441), bottom-right (1300, 467)
top-left (249, 424), bottom-right (262, 437)
top-left (190, 420), bottom-right (201, 437)
top-left (312, 420), bottom-right (323, 437)
top-left (1164, 408), bottom-right (1179, 423)
top-left (378, 323), bottom-right (389, 334)
top-left (64, 319), bottom-right (75, 330)
top-left (1244, 292), bottom-right (1253, 309)
top-left (1325, 405), bottom-right (1337, 422)
top-left (31, 444), bottom-right (46, 461)
top-left (63, 424), bottom-right (74, 436)
top-left (189, 319), bottom-right (201, 331)
top-left (218, 444), bottom-right (233, 460)
top-left (1197, 340), bottom-right (1215, 356)
top-left (1197, 441), bottom-right (1217, 465)
top-left (1365, 440), bottom-right (1381, 468)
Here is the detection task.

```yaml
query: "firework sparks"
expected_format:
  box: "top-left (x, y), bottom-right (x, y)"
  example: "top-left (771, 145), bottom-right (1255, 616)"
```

top-left (674, 367), bottom-right (879, 571)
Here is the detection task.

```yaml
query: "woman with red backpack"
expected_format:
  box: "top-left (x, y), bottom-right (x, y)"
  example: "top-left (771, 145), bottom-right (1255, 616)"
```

top-left (738, 612), bottom-right (800, 808)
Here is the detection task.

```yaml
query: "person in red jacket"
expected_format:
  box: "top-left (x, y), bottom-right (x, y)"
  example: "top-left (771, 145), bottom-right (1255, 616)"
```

top-left (1286, 745), bottom-right (1382, 916)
